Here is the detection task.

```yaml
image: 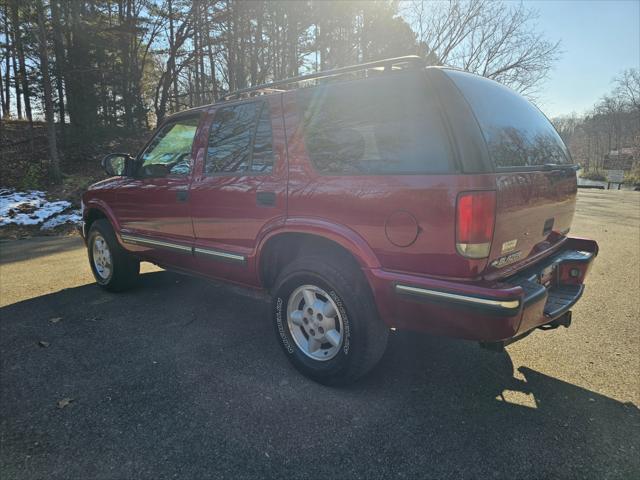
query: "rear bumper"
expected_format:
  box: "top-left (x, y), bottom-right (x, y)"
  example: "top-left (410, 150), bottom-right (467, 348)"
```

top-left (366, 237), bottom-right (598, 342)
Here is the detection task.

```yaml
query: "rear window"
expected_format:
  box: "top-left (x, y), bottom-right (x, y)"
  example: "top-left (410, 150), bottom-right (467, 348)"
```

top-left (445, 69), bottom-right (570, 168)
top-left (297, 72), bottom-right (454, 175)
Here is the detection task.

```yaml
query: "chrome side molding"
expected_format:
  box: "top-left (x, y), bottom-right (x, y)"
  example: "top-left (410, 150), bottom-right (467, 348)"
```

top-left (120, 233), bottom-right (245, 264)
top-left (194, 247), bottom-right (245, 263)
top-left (120, 234), bottom-right (192, 253)
top-left (395, 284), bottom-right (520, 311)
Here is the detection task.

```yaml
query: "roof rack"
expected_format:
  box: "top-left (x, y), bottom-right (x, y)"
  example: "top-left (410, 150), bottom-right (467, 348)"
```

top-left (221, 55), bottom-right (425, 102)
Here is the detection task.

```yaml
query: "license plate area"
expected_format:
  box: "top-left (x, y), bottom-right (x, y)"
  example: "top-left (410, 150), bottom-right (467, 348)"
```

top-left (538, 264), bottom-right (556, 288)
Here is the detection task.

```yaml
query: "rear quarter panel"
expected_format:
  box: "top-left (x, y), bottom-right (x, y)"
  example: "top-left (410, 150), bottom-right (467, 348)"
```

top-left (283, 93), bottom-right (492, 279)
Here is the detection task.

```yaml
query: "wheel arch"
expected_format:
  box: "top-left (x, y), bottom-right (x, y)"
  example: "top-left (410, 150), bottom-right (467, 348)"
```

top-left (257, 221), bottom-right (380, 290)
top-left (83, 200), bottom-right (121, 239)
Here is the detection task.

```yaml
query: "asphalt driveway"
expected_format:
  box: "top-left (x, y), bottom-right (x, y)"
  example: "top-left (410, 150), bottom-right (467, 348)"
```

top-left (1, 190), bottom-right (638, 479)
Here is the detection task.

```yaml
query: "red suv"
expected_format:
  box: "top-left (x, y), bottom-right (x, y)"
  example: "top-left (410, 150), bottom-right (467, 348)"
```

top-left (81, 56), bottom-right (598, 385)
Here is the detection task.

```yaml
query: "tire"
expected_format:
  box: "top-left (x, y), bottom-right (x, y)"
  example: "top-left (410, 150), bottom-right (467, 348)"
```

top-left (87, 219), bottom-right (139, 292)
top-left (271, 256), bottom-right (389, 385)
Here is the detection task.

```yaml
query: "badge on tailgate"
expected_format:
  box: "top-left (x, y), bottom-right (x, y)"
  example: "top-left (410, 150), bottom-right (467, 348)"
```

top-left (490, 251), bottom-right (522, 269)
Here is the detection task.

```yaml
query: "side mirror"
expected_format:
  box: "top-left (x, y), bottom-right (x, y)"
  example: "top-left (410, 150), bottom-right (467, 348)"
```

top-left (102, 153), bottom-right (133, 176)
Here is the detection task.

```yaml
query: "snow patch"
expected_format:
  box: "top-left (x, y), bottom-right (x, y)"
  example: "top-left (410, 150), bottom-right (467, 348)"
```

top-left (0, 188), bottom-right (79, 229)
top-left (41, 210), bottom-right (82, 230)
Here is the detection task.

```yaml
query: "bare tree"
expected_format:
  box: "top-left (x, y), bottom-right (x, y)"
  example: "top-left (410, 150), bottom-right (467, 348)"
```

top-left (404, 0), bottom-right (561, 96)
top-left (0, 52), bottom-right (4, 118)
top-left (552, 69), bottom-right (640, 172)
top-left (152, 2), bottom-right (193, 124)
top-left (2, 3), bottom-right (10, 117)
top-left (10, 0), bottom-right (33, 123)
top-left (614, 68), bottom-right (640, 111)
top-left (552, 114), bottom-right (580, 145)
top-left (50, 0), bottom-right (66, 131)
top-left (35, 0), bottom-right (62, 184)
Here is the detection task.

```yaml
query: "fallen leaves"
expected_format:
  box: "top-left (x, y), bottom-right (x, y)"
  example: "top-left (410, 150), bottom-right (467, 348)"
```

top-left (8, 203), bottom-right (37, 217)
top-left (56, 398), bottom-right (74, 409)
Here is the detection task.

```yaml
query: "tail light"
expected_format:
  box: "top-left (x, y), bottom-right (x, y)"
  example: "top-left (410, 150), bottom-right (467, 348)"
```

top-left (456, 191), bottom-right (496, 259)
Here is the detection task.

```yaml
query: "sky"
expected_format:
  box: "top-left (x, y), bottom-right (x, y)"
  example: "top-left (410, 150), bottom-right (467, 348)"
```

top-left (530, 0), bottom-right (640, 117)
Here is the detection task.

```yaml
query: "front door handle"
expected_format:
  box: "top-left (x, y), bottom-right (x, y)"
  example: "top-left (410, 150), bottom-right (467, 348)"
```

top-left (176, 189), bottom-right (189, 202)
top-left (256, 191), bottom-right (276, 206)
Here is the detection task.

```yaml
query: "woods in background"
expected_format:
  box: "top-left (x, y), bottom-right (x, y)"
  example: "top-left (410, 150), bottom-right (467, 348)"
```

top-left (553, 69), bottom-right (640, 173)
top-left (1, 0), bottom-right (564, 185)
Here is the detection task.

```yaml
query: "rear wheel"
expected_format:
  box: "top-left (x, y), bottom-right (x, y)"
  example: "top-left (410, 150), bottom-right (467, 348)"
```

top-left (272, 256), bottom-right (388, 385)
top-left (87, 219), bottom-right (139, 292)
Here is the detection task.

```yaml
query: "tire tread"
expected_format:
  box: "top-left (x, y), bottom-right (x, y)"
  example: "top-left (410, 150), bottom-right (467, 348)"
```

top-left (273, 255), bottom-right (388, 385)
top-left (88, 219), bottom-right (139, 292)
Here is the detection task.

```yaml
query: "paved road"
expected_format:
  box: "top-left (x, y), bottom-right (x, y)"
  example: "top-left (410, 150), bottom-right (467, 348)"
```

top-left (1, 190), bottom-right (638, 479)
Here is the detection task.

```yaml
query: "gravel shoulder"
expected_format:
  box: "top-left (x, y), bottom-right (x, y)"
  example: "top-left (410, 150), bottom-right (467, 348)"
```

top-left (0, 190), bottom-right (638, 479)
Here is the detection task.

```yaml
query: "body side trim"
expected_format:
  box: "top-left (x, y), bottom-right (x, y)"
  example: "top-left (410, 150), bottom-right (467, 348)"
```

top-left (395, 284), bottom-right (520, 310)
top-left (194, 247), bottom-right (246, 263)
top-left (120, 234), bottom-right (192, 253)
top-left (120, 233), bottom-right (246, 264)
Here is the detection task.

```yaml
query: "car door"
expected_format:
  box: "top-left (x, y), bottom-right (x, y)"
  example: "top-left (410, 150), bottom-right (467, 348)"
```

top-left (188, 95), bottom-right (287, 284)
top-left (114, 112), bottom-right (202, 264)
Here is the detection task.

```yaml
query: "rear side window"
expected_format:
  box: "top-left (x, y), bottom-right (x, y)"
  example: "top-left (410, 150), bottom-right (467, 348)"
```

top-left (206, 101), bottom-right (274, 175)
top-left (445, 70), bottom-right (570, 168)
top-left (297, 72), bottom-right (454, 175)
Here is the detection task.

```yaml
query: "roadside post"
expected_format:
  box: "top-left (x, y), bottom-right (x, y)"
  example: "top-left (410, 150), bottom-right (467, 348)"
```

top-left (605, 169), bottom-right (624, 190)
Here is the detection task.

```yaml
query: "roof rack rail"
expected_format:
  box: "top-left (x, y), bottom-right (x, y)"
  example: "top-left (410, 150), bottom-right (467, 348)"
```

top-left (221, 55), bottom-right (425, 102)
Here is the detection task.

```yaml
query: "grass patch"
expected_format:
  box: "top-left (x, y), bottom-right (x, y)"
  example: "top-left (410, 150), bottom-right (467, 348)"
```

top-left (580, 170), bottom-right (607, 181)
top-left (623, 171), bottom-right (640, 186)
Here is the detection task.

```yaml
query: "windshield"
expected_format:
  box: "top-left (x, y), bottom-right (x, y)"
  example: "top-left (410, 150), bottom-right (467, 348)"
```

top-left (445, 69), bottom-right (571, 168)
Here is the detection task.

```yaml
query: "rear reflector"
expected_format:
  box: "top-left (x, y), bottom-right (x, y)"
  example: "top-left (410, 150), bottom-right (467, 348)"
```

top-left (456, 191), bottom-right (496, 259)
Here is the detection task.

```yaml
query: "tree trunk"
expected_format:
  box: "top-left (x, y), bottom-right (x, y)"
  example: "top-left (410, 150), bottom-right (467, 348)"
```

top-left (226, 0), bottom-right (235, 92)
top-left (36, 0), bottom-right (62, 184)
top-left (155, 13), bottom-right (192, 124)
top-left (0, 56), bottom-right (5, 118)
top-left (250, 1), bottom-right (260, 86)
top-left (205, 6), bottom-right (217, 100)
top-left (50, 0), bottom-right (66, 131)
top-left (198, 2), bottom-right (206, 103)
top-left (11, 45), bottom-right (21, 118)
top-left (3, 3), bottom-right (10, 116)
top-left (66, 1), bottom-right (98, 134)
top-left (120, 0), bottom-right (133, 129)
top-left (168, 0), bottom-right (178, 112)
top-left (11, 0), bottom-right (33, 125)
top-left (193, 1), bottom-right (200, 106)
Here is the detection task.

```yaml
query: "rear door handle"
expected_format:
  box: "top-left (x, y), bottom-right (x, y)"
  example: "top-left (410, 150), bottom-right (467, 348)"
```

top-left (256, 191), bottom-right (276, 206)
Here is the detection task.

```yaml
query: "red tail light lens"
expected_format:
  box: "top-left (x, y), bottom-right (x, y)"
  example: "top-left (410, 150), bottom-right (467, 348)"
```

top-left (456, 191), bottom-right (496, 259)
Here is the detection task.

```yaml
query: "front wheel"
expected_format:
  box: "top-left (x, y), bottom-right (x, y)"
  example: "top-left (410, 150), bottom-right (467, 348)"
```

top-left (87, 219), bottom-right (139, 292)
top-left (271, 256), bottom-right (388, 385)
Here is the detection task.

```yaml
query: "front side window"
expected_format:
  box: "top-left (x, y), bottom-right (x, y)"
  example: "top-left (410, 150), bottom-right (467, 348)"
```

top-left (206, 101), bottom-right (275, 175)
top-left (445, 69), bottom-right (571, 168)
top-left (139, 115), bottom-right (200, 178)
top-left (297, 72), bottom-right (454, 175)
